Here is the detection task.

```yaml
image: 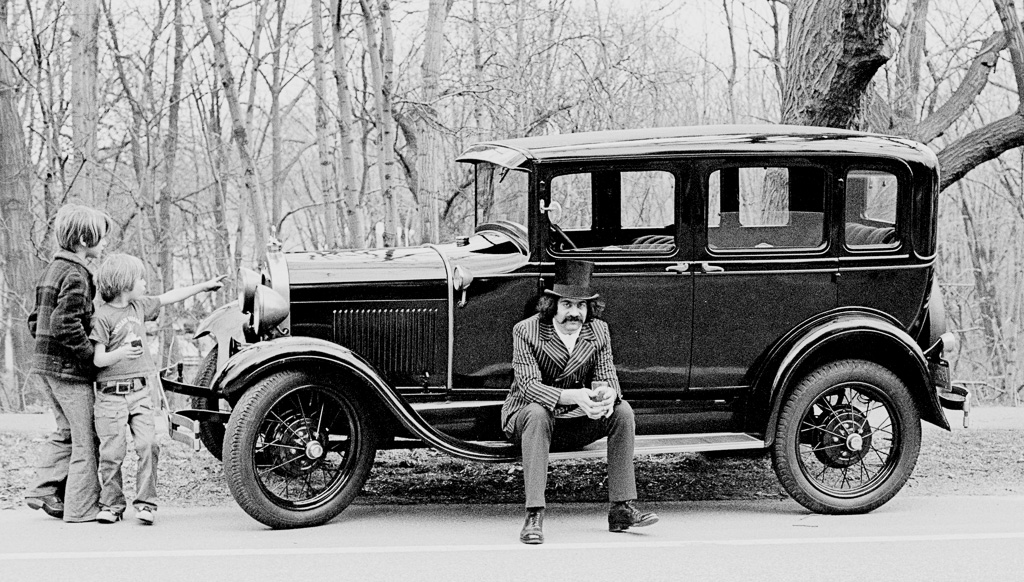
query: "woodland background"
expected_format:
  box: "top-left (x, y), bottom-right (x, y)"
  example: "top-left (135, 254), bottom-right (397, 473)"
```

top-left (0, 0), bottom-right (1022, 410)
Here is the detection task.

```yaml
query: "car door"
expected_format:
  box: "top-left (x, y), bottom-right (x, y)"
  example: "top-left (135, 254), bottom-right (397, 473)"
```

top-left (539, 161), bottom-right (694, 398)
top-left (690, 159), bottom-right (839, 393)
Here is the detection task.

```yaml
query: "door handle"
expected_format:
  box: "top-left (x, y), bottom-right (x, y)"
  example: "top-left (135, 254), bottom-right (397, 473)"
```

top-left (665, 262), bottom-right (690, 273)
top-left (698, 262), bottom-right (725, 273)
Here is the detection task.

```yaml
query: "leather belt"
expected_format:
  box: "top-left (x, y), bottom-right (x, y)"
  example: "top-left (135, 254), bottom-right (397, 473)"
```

top-left (96, 377), bottom-right (147, 395)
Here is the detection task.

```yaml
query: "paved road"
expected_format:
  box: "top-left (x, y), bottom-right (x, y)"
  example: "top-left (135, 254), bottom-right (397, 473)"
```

top-left (3, 495), bottom-right (1023, 582)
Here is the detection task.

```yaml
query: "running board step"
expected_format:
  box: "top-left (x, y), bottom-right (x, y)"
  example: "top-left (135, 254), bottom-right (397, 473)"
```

top-left (548, 433), bottom-right (765, 461)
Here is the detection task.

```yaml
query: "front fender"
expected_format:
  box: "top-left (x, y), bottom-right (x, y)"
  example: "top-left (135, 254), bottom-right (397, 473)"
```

top-left (752, 309), bottom-right (949, 444)
top-left (214, 336), bottom-right (517, 462)
top-left (194, 301), bottom-right (248, 372)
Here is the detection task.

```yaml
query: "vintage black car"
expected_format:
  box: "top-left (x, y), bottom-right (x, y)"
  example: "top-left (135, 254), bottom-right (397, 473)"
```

top-left (164, 125), bottom-right (969, 529)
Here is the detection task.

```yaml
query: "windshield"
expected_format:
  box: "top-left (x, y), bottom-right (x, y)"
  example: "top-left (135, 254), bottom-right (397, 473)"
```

top-left (475, 162), bottom-right (529, 231)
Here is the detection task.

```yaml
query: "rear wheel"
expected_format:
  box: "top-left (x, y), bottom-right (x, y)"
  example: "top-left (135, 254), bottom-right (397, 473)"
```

top-left (771, 360), bottom-right (921, 514)
top-left (223, 370), bottom-right (379, 529)
top-left (191, 347), bottom-right (228, 460)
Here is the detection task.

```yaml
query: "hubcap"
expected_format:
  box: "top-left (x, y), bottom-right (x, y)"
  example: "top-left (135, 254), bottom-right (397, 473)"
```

top-left (305, 441), bottom-right (324, 460)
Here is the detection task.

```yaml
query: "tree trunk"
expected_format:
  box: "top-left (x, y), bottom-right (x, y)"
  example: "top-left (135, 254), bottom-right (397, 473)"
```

top-left (332, 0), bottom-right (366, 248)
top-left (359, 0), bottom-right (399, 247)
top-left (312, 0), bottom-right (339, 248)
top-left (156, 0), bottom-right (186, 366)
top-left (781, 0), bottom-right (891, 128)
top-left (0, 0), bottom-right (39, 409)
top-left (417, 0), bottom-right (449, 244)
top-left (199, 0), bottom-right (269, 256)
top-left (271, 0), bottom-right (287, 233)
top-left (70, 0), bottom-right (100, 203)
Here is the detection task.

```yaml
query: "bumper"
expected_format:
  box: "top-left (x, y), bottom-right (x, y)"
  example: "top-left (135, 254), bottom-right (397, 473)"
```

top-left (928, 341), bottom-right (970, 428)
top-left (159, 365), bottom-right (228, 452)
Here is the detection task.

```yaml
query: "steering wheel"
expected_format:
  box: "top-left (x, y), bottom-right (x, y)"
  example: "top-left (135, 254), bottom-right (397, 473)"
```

top-left (549, 223), bottom-right (577, 250)
top-left (474, 220), bottom-right (528, 252)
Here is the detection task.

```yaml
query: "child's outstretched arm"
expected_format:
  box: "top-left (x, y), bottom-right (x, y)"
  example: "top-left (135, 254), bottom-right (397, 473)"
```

top-left (158, 275), bottom-right (226, 306)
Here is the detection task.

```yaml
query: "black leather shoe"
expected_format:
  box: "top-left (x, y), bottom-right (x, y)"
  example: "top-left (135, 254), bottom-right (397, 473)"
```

top-left (608, 500), bottom-right (658, 532)
top-left (26, 495), bottom-right (64, 519)
top-left (519, 508), bottom-right (545, 544)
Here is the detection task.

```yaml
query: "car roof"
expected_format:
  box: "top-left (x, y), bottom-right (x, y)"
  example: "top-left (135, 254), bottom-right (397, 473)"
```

top-left (455, 124), bottom-right (938, 170)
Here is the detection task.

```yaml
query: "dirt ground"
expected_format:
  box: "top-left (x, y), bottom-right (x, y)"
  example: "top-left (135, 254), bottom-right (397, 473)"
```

top-left (3, 423), bottom-right (1021, 510)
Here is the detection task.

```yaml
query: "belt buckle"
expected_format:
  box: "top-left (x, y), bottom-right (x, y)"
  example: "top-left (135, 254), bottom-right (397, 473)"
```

top-left (113, 381), bottom-right (132, 395)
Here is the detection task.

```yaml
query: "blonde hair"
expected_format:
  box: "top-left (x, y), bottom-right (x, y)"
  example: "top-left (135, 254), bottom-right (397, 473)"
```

top-left (96, 253), bottom-right (146, 302)
top-left (53, 204), bottom-right (112, 252)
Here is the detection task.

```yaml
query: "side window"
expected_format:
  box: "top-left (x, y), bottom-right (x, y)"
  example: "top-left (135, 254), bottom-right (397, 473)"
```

top-left (845, 170), bottom-right (899, 249)
top-left (548, 169), bottom-right (675, 253)
top-left (707, 166), bottom-right (826, 250)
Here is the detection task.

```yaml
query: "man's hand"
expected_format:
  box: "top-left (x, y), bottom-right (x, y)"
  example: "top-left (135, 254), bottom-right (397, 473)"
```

top-left (559, 388), bottom-right (612, 419)
top-left (591, 384), bottom-right (616, 418)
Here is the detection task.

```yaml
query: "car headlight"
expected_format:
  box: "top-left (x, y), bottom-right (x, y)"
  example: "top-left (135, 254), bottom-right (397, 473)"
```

top-left (238, 267), bottom-right (262, 314)
top-left (252, 285), bottom-right (289, 335)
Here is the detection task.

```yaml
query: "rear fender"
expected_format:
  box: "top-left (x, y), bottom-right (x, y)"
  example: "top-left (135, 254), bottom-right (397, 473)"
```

top-left (751, 310), bottom-right (948, 445)
top-left (214, 336), bottom-right (517, 462)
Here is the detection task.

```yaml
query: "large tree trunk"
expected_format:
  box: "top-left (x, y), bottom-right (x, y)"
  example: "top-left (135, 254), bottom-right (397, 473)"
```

top-left (332, 0), bottom-right (366, 248)
top-left (312, 0), bottom-right (339, 248)
top-left (199, 0), bottom-right (269, 256)
top-left (70, 0), bottom-right (100, 203)
top-left (781, 0), bottom-right (891, 128)
top-left (359, 0), bottom-right (399, 247)
top-left (0, 0), bottom-right (39, 409)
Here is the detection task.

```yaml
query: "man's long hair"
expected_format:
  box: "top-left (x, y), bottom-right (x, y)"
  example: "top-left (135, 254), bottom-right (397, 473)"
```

top-left (536, 294), bottom-right (605, 324)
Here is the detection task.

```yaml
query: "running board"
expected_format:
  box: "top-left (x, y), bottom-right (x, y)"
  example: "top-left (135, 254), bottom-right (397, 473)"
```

top-left (548, 433), bottom-right (765, 461)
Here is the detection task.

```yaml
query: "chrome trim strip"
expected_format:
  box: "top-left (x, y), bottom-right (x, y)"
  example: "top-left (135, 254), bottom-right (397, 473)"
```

top-left (424, 244), bottom-right (455, 391)
top-left (265, 249), bottom-right (291, 334)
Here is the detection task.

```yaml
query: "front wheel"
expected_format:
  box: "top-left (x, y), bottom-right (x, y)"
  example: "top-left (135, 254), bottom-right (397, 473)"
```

top-left (191, 347), bottom-right (228, 461)
top-left (771, 360), bottom-right (921, 514)
top-left (223, 370), bottom-right (379, 529)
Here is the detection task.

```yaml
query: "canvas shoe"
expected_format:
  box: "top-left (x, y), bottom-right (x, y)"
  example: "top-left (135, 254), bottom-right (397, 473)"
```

top-left (136, 508), bottom-right (155, 525)
top-left (97, 508), bottom-right (122, 523)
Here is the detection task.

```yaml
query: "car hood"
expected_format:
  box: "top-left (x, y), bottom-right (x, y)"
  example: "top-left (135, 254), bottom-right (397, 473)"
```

top-left (285, 231), bottom-right (529, 286)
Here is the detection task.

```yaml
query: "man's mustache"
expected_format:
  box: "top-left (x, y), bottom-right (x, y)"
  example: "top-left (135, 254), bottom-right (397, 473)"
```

top-left (561, 316), bottom-right (583, 323)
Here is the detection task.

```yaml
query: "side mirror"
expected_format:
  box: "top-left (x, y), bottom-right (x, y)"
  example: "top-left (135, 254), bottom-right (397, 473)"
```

top-left (539, 199), bottom-right (562, 222)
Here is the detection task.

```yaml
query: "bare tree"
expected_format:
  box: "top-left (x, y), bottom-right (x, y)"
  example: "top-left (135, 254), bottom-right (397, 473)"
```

top-left (70, 0), bottom-right (100, 203)
top-left (332, 0), bottom-right (366, 247)
top-left (359, 0), bottom-right (399, 247)
top-left (0, 0), bottom-right (39, 409)
top-left (312, 0), bottom-right (339, 247)
top-left (199, 0), bottom-right (270, 255)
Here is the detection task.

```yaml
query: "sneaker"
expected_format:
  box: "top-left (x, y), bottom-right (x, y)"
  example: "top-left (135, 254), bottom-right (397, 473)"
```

top-left (97, 509), bottom-right (122, 524)
top-left (136, 508), bottom-right (155, 525)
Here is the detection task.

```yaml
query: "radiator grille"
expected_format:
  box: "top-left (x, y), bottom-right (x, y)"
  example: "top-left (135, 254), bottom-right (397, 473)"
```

top-left (333, 307), bottom-right (439, 377)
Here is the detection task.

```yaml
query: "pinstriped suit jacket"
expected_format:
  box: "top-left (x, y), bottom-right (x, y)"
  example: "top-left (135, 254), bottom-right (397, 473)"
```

top-left (501, 314), bottom-right (622, 435)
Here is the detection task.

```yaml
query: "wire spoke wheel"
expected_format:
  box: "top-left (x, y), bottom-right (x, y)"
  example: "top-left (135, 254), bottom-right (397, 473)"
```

top-left (251, 386), bottom-right (358, 509)
top-left (225, 370), bottom-right (378, 529)
top-left (797, 382), bottom-right (897, 498)
top-left (772, 360), bottom-right (921, 514)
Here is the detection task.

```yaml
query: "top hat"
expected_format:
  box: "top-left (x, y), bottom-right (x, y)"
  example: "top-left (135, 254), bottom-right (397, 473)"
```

top-left (545, 260), bottom-right (599, 300)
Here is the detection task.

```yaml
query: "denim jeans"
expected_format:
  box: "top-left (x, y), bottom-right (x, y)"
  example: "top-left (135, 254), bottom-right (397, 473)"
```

top-left (94, 386), bottom-right (160, 513)
top-left (24, 374), bottom-right (101, 522)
